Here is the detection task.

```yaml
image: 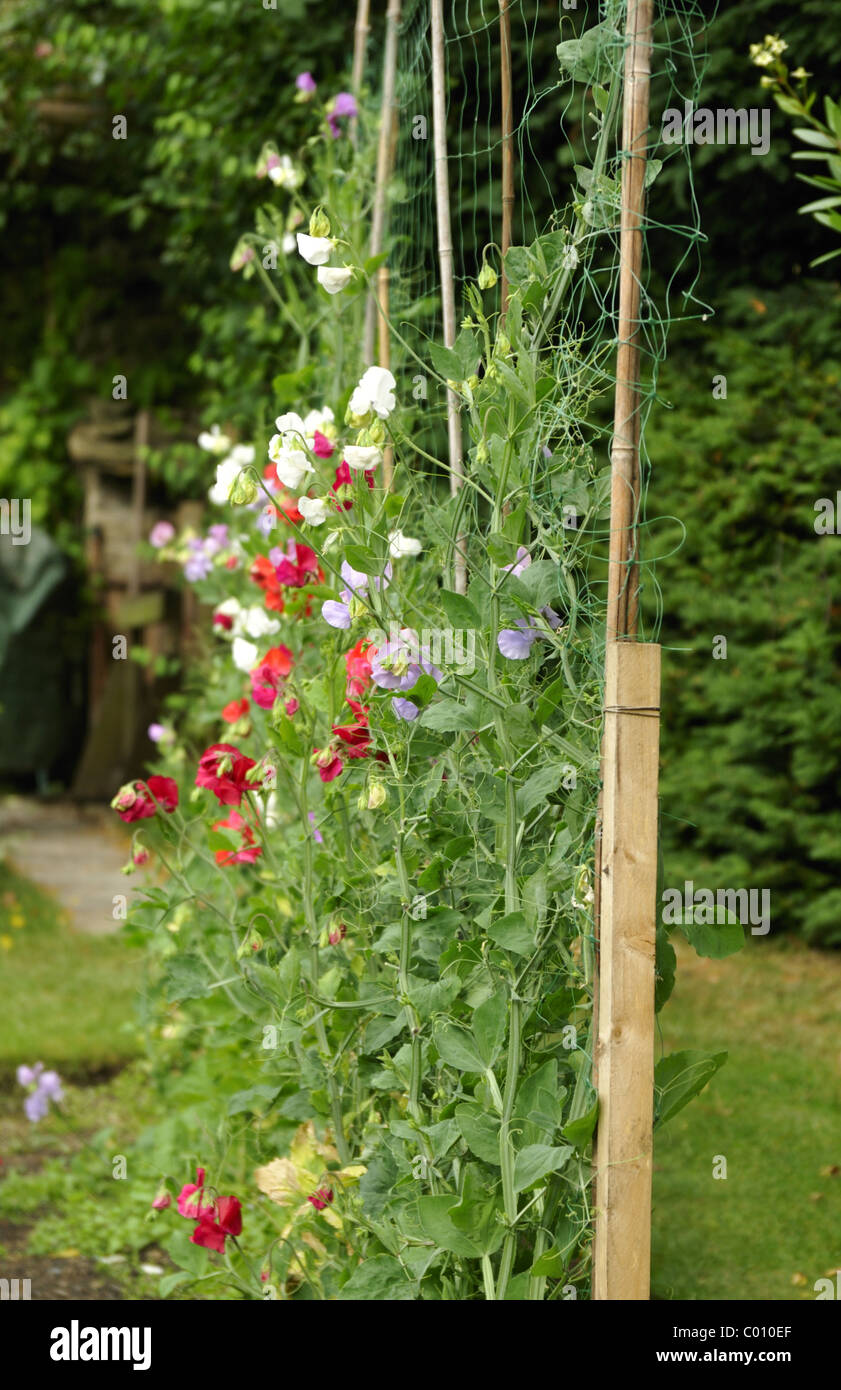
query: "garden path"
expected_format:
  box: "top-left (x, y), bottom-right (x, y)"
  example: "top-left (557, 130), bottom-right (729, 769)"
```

top-left (0, 798), bottom-right (130, 936)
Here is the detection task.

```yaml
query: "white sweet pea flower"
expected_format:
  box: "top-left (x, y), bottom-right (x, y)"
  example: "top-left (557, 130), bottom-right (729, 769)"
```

top-left (214, 597), bottom-right (241, 624)
top-left (296, 233), bottom-right (335, 266)
top-left (298, 495), bottom-right (330, 526)
top-left (317, 265), bottom-right (353, 294)
top-left (281, 232), bottom-right (297, 255)
top-left (344, 444), bottom-right (382, 471)
top-left (303, 406), bottom-right (335, 437)
top-left (228, 444), bottom-right (255, 466)
top-left (241, 605), bottom-right (281, 640)
top-left (273, 412), bottom-right (308, 446)
top-left (268, 154), bottom-right (302, 189)
top-left (268, 437), bottom-right (314, 490)
top-left (349, 365), bottom-right (397, 419)
top-left (389, 529), bottom-right (423, 558)
top-left (232, 637), bottom-right (259, 672)
top-left (209, 456), bottom-right (244, 505)
top-left (198, 424), bottom-right (232, 455)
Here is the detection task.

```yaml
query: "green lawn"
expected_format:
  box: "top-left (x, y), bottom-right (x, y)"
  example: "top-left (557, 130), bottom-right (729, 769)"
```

top-left (0, 858), bottom-right (142, 1082)
top-left (652, 935), bottom-right (841, 1301)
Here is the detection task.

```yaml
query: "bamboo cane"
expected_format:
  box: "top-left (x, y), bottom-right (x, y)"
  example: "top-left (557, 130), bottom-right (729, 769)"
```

top-left (592, 0), bottom-right (660, 1303)
top-left (363, 0), bottom-right (402, 367)
top-left (351, 0), bottom-right (371, 97)
top-left (378, 265), bottom-right (394, 490)
top-left (499, 0), bottom-right (514, 317)
top-left (430, 0), bottom-right (467, 594)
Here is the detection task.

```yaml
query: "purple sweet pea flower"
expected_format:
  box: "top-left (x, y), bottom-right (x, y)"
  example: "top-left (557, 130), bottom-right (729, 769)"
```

top-left (207, 523), bottom-right (229, 548)
top-left (327, 91), bottom-right (358, 138)
top-left (392, 697), bottom-right (419, 721)
top-left (322, 598), bottom-right (353, 629)
top-left (149, 520), bottom-right (175, 549)
top-left (502, 546), bottom-right (531, 578)
top-left (296, 71), bottom-right (317, 93)
top-left (18, 1062), bottom-right (63, 1124)
top-left (184, 553), bottom-right (213, 582)
top-left (371, 631), bottom-right (442, 692)
top-left (498, 620), bottom-right (539, 660)
top-left (148, 723), bottom-right (165, 743)
top-left (256, 507), bottom-right (277, 537)
top-left (308, 811), bottom-right (324, 844)
top-left (321, 559), bottom-right (392, 629)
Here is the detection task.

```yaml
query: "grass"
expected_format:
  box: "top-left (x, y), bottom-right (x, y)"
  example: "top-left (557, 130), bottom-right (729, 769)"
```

top-left (0, 857), bottom-right (143, 1083)
top-left (652, 935), bottom-right (841, 1301)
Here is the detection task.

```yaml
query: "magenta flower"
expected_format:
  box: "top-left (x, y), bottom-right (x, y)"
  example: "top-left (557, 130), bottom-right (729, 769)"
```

top-left (327, 92), bottom-right (358, 138)
top-left (296, 71), bottom-right (317, 94)
top-left (149, 520), bottom-right (175, 549)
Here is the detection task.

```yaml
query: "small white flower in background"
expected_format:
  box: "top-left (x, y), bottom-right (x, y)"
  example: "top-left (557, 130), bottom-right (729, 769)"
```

top-left (389, 529), bottom-right (422, 558)
top-left (303, 405), bottom-right (336, 439)
top-left (317, 265), bottom-right (353, 294)
top-left (268, 154), bottom-right (303, 189)
top-left (198, 424), bottom-right (232, 455)
top-left (241, 605), bottom-right (281, 640)
top-left (296, 232), bottom-right (335, 265)
top-left (214, 597), bottom-right (241, 629)
top-left (562, 245), bottom-right (579, 271)
top-left (298, 495), bottom-right (330, 526)
top-left (349, 365), bottom-right (397, 419)
top-left (232, 637), bottom-right (259, 672)
top-left (281, 232), bottom-right (297, 255)
top-left (344, 444), bottom-right (382, 471)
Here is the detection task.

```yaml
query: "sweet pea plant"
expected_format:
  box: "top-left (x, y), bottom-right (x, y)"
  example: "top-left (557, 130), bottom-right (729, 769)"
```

top-left (122, 42), bottom-right (654, 1303)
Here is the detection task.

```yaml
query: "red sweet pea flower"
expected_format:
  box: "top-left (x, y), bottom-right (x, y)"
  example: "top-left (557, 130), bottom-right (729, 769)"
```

top-left (213, 809), bottom-right (262, 867)
top-left (111, 776), bottom-right (179, 823)
top-left (313, 747), bottom-right (344, 782)
top-left (250, 644), bottom-right (294, 710)
top-left (196, 743), bottom-right (261, 806)
top-left (332, 703), bottom-right (371, 759)
top-left (312, 429), bottom-right (335, 459)
top-left (307, 1186), bottom-right (334, 1211)
top-left (222, 697), bottom-right (250, 724)
top-left (345, 638), bottom-right (377, 697)
top-left (177, 1167), bottom-right (214, 1220)
top-left (250, 554), bottom-right (285, 613)
top-left (274, 542), bottom-right (321, 589)
top-left (213, 612), bottom-right (234, 631)
top-left (190, 1194), bottom-right (243, 1252)
top-left (332, 459), bottom-right (373, 511)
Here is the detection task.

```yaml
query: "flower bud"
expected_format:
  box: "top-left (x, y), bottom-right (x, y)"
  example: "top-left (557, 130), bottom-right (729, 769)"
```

top-left (151, 1188), bottom-right (171, 1211)
top-left (366, 782), bottom-right (387, 810)
top-left (229, 469), bottom-right (259, 506)
top-left (308, 207), bottom-right (331, 239)
top-left (478, 261), bottom-right (498, 290)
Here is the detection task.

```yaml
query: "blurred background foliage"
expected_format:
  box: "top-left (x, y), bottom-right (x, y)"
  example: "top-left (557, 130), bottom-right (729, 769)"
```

top-left (1, 0), bottom-right (841, 939)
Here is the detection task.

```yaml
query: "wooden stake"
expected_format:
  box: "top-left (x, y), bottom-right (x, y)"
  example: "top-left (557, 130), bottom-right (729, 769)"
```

top-left (378, 264), bottom-right (394, 490)
top-left (593, 643), bottom-right (660, 1301)
top-left (363, 0), bottom-right (402, 367)
top-left (593, 0), bottom-right (657, 1303)
top-left (352, 0), bottom-right (371, 97)
top-left (430, 0), bottom-right (467, 594)
top-left (499, 0), bottom-right (514, 317)
top-left (606, 0), bottom-right (653, 640)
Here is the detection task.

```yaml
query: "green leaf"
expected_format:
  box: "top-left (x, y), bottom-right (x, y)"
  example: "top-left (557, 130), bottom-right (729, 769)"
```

top-left (654, 1050), bottom-right (727, 1128)
top-left (486, 910), bottom-right (534, 956)
top-left (163, 954), bottom-right (210, 1002)
top-left (420, 697), bottom-right (482, 733)
top-left (427, 341), bottom-right (463, 381)
top-left (513, 1143), bottom-right (574, 1192)
top-left (415, 1195), bottom-right (483, 1256)
top-left (675, 908), bottom-right (745, 959)
top-left (562, 1096), bottom-right (598, 1149)
top-left (793, 127), bottom-right (839, 148)
top-left (516, 764), bottom-right (566, 818)
top-left (655, 924), bottom-right (677, 1012)
top-left (439, 588), bottom-right (482, 629)
top-left (166, 1227), bottom-right (210, 1278)
top-left (514, 557), bottom-right (561, 609)
top-left (434, 1022), bottom-right (486, 1072)
top-left (449, 1167), bottom-right (505, 1254)
top-left (336, 1255), bottom-right (416, 1300)
top-left (556, 21), bottom-right (617, 85)
top-left (472, 988), bottom-right (507, 1066)
top-left (227, 1084), bottom-right (283, 1116)
top-left (343, 543), bottom-right (382, 576)
top-left (455, 1103), bottom-right (501, 1164)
